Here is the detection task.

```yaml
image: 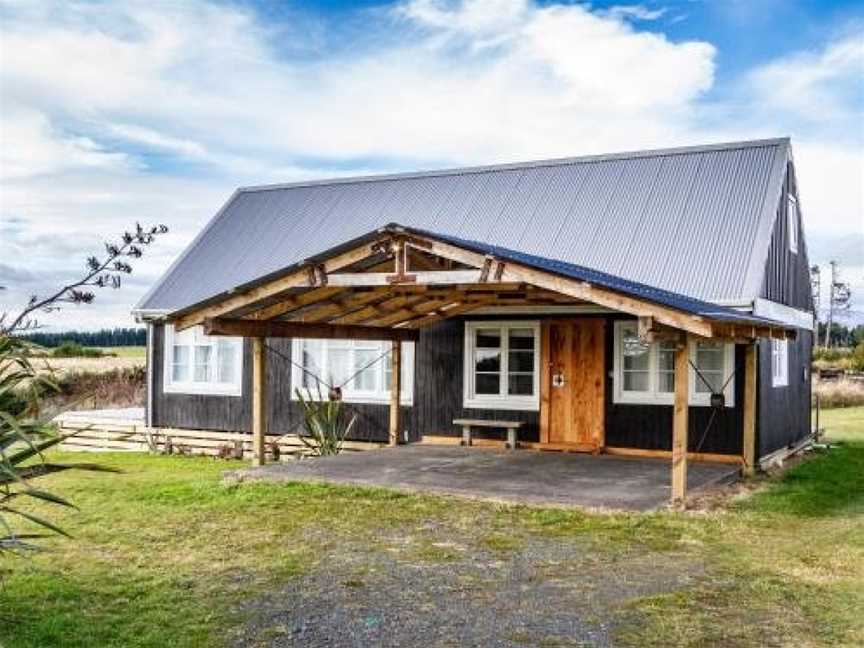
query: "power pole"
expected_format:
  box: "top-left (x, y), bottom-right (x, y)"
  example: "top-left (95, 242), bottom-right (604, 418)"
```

top-left (825, 260), bottom-right (853, 348)
top-left (810, 265), bottom-right (821, 342)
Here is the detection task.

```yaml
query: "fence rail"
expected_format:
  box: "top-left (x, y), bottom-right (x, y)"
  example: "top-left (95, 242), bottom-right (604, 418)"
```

top-left (54, 410), bottom-right (385, 460)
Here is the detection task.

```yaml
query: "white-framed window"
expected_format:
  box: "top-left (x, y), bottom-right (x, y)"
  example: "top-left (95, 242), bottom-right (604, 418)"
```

top-left (771, 339), bottom-right (789, 387)
top-left (788, 194), bottom-right (799, 254)
top-left (290, 339), bottom-right (414, 405)
top-left (163, 325), bottom-right (243, 396)
top-left (612, 321), bottom-right (735, 407)
top-left (463, 321), bottom-right (540, 411)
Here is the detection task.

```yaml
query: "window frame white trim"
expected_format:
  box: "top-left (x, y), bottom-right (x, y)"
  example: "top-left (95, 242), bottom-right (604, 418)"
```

top-left (771, 339), bottom-right (789, 388)
top-left (162, 324), bottom-right (244, 397)
top-left (787, 194), bottom-right (799, 254)
top-left (290, 339), bottom-right (414, 406)
top-left (463, 320), bottom-right (540, 411)
top-left (612, 321), bottom-right (735, 407)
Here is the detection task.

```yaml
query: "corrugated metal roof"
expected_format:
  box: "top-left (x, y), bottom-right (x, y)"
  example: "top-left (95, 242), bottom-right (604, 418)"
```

top-left (407, 226), bottom-right (784, 328)
top-left (136, 138), bottom-right (792, 313)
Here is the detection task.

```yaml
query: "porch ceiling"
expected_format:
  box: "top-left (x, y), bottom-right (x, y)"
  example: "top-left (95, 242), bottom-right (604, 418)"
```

top-left (170, 224), bottom-right (795, 342)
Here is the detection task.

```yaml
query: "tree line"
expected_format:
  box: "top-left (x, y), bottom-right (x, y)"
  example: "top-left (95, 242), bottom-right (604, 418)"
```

top-left (20, 327), bottom-right (146, 348)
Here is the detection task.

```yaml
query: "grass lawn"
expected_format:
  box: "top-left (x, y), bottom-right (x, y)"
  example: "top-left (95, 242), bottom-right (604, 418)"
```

top-left (97, 346), bottom-right (147, 359)
top-left (1, 408), bottom-right (862, 647)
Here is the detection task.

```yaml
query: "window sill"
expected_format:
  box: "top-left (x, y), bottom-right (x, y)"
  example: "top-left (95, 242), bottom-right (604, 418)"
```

top-left (613, 393), bottom-right (734, 408)
top-left (292, 390), bottom-right (413, 407)
top-left (464, 396), bottom-right (538, 411)
top-left (163, 383), bottom-right (242, 397)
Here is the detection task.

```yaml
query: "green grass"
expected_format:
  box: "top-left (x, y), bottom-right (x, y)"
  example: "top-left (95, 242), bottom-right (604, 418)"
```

top-left (95, 346), bottom-right (146, 358)
top-left (1, 408), bottom-right (862, 647)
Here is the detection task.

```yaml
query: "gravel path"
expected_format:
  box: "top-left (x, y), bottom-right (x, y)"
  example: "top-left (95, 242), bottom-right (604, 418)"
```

top-left (233, 534), bottom-right (703, 647)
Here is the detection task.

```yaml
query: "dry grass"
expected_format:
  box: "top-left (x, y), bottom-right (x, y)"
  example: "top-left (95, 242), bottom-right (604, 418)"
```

top-left (33, 354), bottom-right (144, 377)
top-left (814, 377), bottom-right (864, 409)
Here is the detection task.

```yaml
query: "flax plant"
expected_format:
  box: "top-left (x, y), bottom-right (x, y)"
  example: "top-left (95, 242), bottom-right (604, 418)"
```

top-left (294, 383), bottom-right (357, 456)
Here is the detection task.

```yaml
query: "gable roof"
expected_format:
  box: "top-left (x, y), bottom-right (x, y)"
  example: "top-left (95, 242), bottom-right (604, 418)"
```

top-left (136, 137), bottom-right (792, 314)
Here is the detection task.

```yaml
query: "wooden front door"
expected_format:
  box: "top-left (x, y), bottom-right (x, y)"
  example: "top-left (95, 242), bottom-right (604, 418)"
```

top-left (540, 319), bottom-right (605, 449)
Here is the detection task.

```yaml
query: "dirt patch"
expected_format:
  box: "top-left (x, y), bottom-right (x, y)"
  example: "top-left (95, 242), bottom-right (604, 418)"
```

top-left (231, 535), bottom-right (705, 648)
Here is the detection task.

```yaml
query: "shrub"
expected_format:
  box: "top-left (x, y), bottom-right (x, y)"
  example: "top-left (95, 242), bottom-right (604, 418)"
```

top-left (51, 341), bottom-right (108, 358)
top-left (850, 342), bottom-right (864, 372)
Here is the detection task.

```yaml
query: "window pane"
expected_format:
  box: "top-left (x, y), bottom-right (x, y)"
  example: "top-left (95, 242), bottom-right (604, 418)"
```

top-left (327, 347), bottom-right (351, 387)
top-left (508, 328), bottom-right (534, 350)
top-left (352, 348), bottom-right (379, 391)
top-left (476, 373), bottom-right (500, 395)
top-left (657, 372), bottom-right (675, 393)
top-left (622, 328), bottom-right (649, 370)
top-left (694, 343), bottom-right (723, 394)
top-left (508, 373), bottom-right (533, 396)
top-left (475, 348), bottom-right (501, 373)
top-left (623, 371), bottom-right (650, 392)
top-left (172, 345), bottom-right (189, 382)
top-left (509, 350), bottom-right (534, 372)
top-left (696, 343), bottom-right (723, 372)
top-left (216, 340), bottom-right (236, 383)
top-left (194, 345), bottom-right (212, 382)
top-left (301, 340), bottom-right (324, 389)
top-left (658, 342), bottom-right (675, 393)
top-left (476, 329), bottom-right (501, 348)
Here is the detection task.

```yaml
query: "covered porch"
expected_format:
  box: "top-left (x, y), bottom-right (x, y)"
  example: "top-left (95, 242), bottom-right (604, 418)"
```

top-left (228, 444), bottom-right (740, 511)
top-left (169, 224), bottom-right (794, 504)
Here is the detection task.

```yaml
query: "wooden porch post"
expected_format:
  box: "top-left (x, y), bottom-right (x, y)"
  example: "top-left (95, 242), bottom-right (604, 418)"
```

top-left (671, 336), bottom-right (689, 505)
top-left (252, 337), bottom-right (267, 466)
top-left (389, 341), bottom-right (401, 446)
top-left (743, 342), bottom-right (757, 477)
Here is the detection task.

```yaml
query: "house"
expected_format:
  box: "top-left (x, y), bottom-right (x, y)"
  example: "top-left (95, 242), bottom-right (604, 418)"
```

top-left (133, 138), bottom-right (814, 502)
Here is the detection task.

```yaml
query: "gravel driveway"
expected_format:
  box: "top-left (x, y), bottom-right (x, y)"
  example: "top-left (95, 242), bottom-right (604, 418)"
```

top-left (232, 531), bottom-right (704, 647)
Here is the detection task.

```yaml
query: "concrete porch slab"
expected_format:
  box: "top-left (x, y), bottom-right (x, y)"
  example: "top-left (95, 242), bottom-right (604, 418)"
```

top-left (229, 445), bottom-right (739, 511)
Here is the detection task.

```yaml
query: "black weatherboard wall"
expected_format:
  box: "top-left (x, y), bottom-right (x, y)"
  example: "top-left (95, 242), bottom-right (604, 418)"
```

top-left (149, 324), bottom-right (407, 443)
top-left (756, 163), bottom-right (814, 457)
top-left (150, 316), bottom-right (746, 455)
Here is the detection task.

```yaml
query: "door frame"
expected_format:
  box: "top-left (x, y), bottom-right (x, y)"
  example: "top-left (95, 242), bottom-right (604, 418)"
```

top-left (538, 318), bottom-right (606, 451)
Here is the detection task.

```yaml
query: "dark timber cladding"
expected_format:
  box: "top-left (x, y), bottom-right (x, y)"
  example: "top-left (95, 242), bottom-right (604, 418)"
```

top-left (761, 162), bottom-right (813, 310)
top-left (758, 162), bottom-right (814, 457)
top-left (149, 324), bottom-right (407, 443)
top-left (150, 315), bottom-right (750, 455)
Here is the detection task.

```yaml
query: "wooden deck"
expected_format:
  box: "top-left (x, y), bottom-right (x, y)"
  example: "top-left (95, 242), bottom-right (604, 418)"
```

top-left (54, 408), bottom-right (386, 459)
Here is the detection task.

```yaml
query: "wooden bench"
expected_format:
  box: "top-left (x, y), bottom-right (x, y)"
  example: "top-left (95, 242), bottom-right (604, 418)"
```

top-left (453, 418), bottom-right (523, 450)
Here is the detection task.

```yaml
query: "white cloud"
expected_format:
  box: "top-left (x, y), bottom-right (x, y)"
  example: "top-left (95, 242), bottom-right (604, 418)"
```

top-left (0, 0), bottom-right (861, 329)
top-left (600, 5), bottom-right (667, 22)
top-left (746, 35), bottom-right (864, 125)
top-left (0, 105), bottom-right (134, 179)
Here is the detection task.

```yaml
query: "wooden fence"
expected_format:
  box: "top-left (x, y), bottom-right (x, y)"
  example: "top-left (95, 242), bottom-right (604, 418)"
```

top-left (55, 410), bottom-right (385, 460)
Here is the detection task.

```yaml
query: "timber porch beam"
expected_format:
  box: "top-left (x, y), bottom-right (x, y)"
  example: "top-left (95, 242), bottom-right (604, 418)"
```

top-left (203, 317), bottom-right (419, 342)
top-left (327, 269), bottom-right (484, 287)
top-left (172, 241), bottom-right (378, 330)
top-left (245, 286), bottom-right (346, 321)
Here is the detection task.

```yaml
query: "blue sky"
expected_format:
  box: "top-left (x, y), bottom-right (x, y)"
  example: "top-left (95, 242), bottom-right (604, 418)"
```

top-left (0, 0), bottom-right (862, 329)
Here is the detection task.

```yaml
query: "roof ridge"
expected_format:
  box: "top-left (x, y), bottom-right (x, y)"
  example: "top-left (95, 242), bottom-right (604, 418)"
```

top-left (238, 137), bottom-right (790, 194)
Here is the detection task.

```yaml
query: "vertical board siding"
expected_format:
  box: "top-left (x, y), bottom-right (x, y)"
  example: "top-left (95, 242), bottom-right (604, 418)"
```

top-left (603, 317), bottom-right (745, 455)
top-left (757, 331), bottom-right (813, 457)
top-left (414, 318), bottom-right (541, 442)
top-left (151, 316), bottom-right (747, 454)
top-left (151, 324), bottom-right (405, 443)
top-left (757, 163), bottom-right (814, 457)
top-left (761, 163), bottom-right (814, 310)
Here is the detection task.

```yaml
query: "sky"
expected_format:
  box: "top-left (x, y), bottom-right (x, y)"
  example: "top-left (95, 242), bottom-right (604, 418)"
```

top-left (0, 0), bottom-right (862, 331)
